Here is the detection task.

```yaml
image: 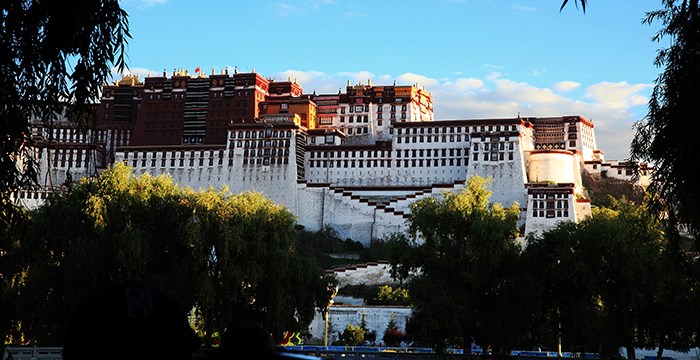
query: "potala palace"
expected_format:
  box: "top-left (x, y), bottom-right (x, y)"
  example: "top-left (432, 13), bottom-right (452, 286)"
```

top-left (14, 69), bottom-right (652, 244)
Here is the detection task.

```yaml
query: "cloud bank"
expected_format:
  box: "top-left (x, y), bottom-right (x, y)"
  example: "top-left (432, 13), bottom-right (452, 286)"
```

top-left (272, 70), bottom-right (651, 161)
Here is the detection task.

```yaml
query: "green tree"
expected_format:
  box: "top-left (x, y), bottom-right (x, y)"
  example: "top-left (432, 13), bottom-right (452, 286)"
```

top-left (0, 0), bottom-right (129, 217)
top-left (367, 285), bottom-right (410, 306)
top-left (9, 163), bottom-right (336, 345)
top-left (388, 175), bottom-right (522, 355)
top-left (524, 198), bottom-right (685, 360)
top-left (340, 324), bottom-right (365, 346)
top-left (1, 0), bottom-right (129, 349)
top-left (522, 221), bottom-right (605, 354)
top-left (630, 0), bottom-right (700, 241)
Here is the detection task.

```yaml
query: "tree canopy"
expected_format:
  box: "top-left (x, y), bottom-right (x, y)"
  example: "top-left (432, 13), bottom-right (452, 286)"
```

top-left (388, 176), bottom-right (523, 354)
top-left (1, 4), bottom-right (129, 349)
top-left (5, 163), bottom-right (336, 345)
top-left (523, 198), bottom-right (679, 360)
top-left (0, 0), bottom-right (129, 217)
top-left (387, 177), bottom-right (698, 358)
top-left (630, 0), bottom-right (700, 241)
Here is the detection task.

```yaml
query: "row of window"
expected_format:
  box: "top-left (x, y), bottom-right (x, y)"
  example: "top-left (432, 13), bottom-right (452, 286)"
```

top-left (242, 157), bottom-right (289, 165)
top-left (396, 134), bottom-right (465, 143)
top-left (231, 130), bottom-right (293, 139)
top-left (34, 128), bottom-right (91, 143)
top-left (231, 139), bottom-right (291, 149)
top-left (532, 209), bottom-right (570, 218)
top-left (340, 115), bottom-right (369, 123)
top-left (243, 149), bottom-right (290, 157)
top-left (345, 127), bottom-right (370, 135)
top-left (532, 193), bottom-right (570, 199)
top-left (124, 150), bottom-right (225, 160)
top-left (532, 200), bottom-right (569, 209)
top-left (339, 104), bottom-right (408, 114)
top-left (473, 152), bottom-right (515, 161)
top-left (309, 158), bottom-right (468, 169)
top-left (474, 142), bottom-right (515, 151)
top-left (97, 129), bottom-right (130, 146)
top-left (131, 156), bottom-right (225, 168)
top-left (144, 90), bottom-right (251, 101)
top-left (309, 148), bottom-right (466, 159)
top-left (50, 149), bottom-right (92, 169)
top-left (14, 191), bottom-right (49, 200)
top-left (396, 124), bottom-right (518, 135)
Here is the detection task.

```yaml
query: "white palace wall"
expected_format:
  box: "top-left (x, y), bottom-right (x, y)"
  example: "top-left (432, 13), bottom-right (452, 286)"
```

top-left (109, 121), bottom-right (566, 244)
top-left (115, 147), bottom-right (300, 211)
top-left (21, 114), bottom-right (622, 245)
top-left (295, 183), bottom-right (411, 244)
top-left (307, 305), bottom-right (413, 344)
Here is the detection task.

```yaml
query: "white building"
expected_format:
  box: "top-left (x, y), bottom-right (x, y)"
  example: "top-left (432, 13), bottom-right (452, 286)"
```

top-left (14, 78), bottom-right (651, 245)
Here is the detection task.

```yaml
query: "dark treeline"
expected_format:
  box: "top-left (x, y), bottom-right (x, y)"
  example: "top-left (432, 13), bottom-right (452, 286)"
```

top-left (385, 176), bottom-right (699, 360)
top-left (0, 164), bottom-right (337, 349)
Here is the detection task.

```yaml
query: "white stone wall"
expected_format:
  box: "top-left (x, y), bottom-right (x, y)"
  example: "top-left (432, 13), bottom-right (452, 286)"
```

top-left (23, 115), bottom-right (628, 245)
top-left (523, 193), bottom-right (576, 239)
top-left (116, 147), bottom-right (300, 211)
top-left (304, 127), bottom-right (470, 187)
top-left (295, 183), bottom-right (410, 244)
top-left (331, 262), bottom-right (399, 287)
top-left (467, 136), bottom-right (528, 208)
top-left (307, 305), bottom-right (413, 344)
top-left (575, 199), bottom-right (592, 222)
top-left (295, 181), bottom-right (470, 244)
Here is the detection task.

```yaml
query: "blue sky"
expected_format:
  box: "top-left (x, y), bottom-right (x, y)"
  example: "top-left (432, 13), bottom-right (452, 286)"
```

top-left (118, 0), bottom-right (664, 161)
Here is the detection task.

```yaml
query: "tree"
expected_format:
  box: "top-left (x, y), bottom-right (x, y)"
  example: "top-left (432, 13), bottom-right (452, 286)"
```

top-left (1, 1), bottom-right (129, 349)
top-left (8, 163), bottom-right (336, 345)
top-left (522, 221), bottom-right (606, 355)
top-left (630, 0), bottom-right (700, 241)
top-left (382, 313), bottom-right (403, 347)
top-left (523, 198), bottom-right (689, 360)
top-left (560, 0), bottom-right (588, 13)
top-left (366, 285), bottom-right (410, 306)
top-left (388, 176), bottom-right (523, 355)
top-left (0, 0), bottom-right (129, 218)
top-left (340, 324), bottom-right (365, 346)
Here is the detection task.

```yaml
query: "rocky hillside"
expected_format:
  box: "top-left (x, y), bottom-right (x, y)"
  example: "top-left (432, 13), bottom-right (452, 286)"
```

top-left (582, 171), bottom-right (646, 207)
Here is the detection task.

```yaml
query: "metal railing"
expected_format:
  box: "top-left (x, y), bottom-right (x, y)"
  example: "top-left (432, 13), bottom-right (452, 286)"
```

top-left (3, 346), bottom-right (62, 360)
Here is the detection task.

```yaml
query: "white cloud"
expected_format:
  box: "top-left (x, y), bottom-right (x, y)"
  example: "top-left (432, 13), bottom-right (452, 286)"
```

top-left (554, 81), bottom-right (581, 93)
top-left (485, 72), bottom-right (502, 81)
top-left (109, 67), bottom-right (161, 82)
top-left (311, 0), bottom-right (336, 7)
top-left (584, 81), bottom-right (652, 110)
top-left (397, 73), bottom-right (439, 88)
top-left (511, 4), bottom-right (538, 12)
top-left (122, 0), bottom-right (168, 9)
top-left (528, 69), bottom-right (547, 77)
top-left (141, 0), bottom-right (167, 5)
top-left (442, 78), bottom-right (485, 92)
top-left (271, 2), bottom-right (300, 17)
top-left (483, 64), bottom-right (505, 70)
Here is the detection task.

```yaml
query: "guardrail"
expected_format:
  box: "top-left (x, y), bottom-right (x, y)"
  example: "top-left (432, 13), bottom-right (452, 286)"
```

top-left (3, 346), bottom-right (62, 360)
top-left (278, 346), bottom-right (597, 359)
top-left (2, 345), bottom-right (600, 360)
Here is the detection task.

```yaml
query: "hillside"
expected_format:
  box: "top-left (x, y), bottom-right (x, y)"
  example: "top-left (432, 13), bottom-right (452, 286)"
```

top-left (582, 171), bottom-right (646, 207)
